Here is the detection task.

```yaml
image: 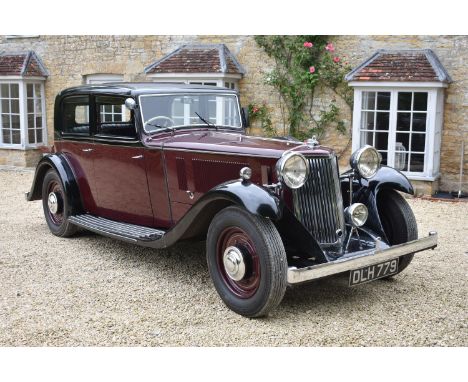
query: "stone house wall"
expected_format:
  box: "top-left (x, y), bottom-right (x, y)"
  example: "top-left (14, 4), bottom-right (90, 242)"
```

top-left (0, 35), bottom-right (466, 194)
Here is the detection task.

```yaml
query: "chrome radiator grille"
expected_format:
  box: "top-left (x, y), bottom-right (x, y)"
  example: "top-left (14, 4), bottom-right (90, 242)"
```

top-left (293, 155), bottom-right (345, 245)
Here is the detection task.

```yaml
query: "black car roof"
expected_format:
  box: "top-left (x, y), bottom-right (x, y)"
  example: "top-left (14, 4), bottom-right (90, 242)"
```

top-left (57, 82), bottom-right (239, 98)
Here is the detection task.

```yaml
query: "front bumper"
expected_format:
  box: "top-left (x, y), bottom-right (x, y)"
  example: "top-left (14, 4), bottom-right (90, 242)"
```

top-left (287, 231), bottom-right (438, 284)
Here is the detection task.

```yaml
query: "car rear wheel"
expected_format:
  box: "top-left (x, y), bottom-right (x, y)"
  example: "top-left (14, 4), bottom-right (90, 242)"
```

top-left (206, 206), bottom-right (287, 318)
top-left (377, 189), bottom-right (418, 275)
top-left (42, 169), bottom-right (77, 237)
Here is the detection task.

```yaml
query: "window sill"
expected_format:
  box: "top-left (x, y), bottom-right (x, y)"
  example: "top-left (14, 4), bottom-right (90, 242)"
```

top-left (405, 173), bottom-right (440, 182)
top-left (0, 145), bottom-right (45, 150)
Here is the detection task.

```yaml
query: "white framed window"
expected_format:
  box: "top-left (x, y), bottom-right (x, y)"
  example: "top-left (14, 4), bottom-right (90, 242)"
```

top-left (0, 80), bottom-right (47, 149)
top-left (351, 84), bottom-right (445, 180)
top-left (147, 73), bottom-right (241, 90)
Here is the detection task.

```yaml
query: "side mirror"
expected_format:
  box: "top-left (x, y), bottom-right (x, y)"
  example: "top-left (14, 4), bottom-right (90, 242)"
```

top-left (241, 107), bottom-right (250, 128)
top-left (125, 98), bottom-right (137, 110)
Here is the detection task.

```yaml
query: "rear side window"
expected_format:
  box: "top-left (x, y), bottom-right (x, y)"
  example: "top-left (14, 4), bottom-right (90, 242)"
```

top-left (62, 96), bottom-right (90, 135)
top-left (96, 95), bottom-right (135, 138)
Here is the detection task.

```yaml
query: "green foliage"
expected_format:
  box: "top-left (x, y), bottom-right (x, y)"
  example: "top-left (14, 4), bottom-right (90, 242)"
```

top-left (254, 35), bottom-right (353, 140)
top-left (248, 103), bottom-right (274, 137)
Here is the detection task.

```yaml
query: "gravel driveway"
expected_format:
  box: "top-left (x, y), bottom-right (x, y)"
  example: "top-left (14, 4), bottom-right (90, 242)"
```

top-left (0, 169), bottom-right (466, 346)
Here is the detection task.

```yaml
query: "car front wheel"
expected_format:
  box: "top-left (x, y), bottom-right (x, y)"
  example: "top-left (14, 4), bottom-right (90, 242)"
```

top-left (377, 189), bottom-right (418, 275)
top-left (206, 206), bottom-right (287, 318)
top-left (42, 169), bottom-right (77, 237)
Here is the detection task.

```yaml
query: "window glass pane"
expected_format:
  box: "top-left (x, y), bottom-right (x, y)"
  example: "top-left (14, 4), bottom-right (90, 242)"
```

top-left (1, 84), bottom-right (9, 98)
top-left (10, 84), bottom-right (19, 98)
top-left (62, 96), bottom-right (89, 134)
top-left (397, 92), bottom-right (412, 110)
top-left (34, 84), bottom-right (41, 99)
top-left (11, 99), bottom-right (19, 114)
top-left (411, 133), bottom-right (426, 152)
top-left (96, 95), bottom-right (134, 137)
top-left (413, 92), bottom-right (428, 111)
top-left (380, 151), bottom-right (388, 166)
top-left (27, 99), bottom-right (34, 113)
top-left (1, 99), bottom-right (9, 113)
top-left (394, 149), bottom-right (408, 171)
top-left (376, 112), bottom-right (389, 131)
top-left (360, 111), bottom-right (375, 130)
top-left (360, 131), bottom-right (374, 146)
top-left (409, 154), bottom-right (425, 172)
top-left (412, 113), bottom-right (427, 132)
top-left (27, 84), bottom-right (33, 98)
top-left (36, 129), bottom-right (42, 143)
top-left (34, 99), bottom-right (41, 114)
top-left (1, 115), bottom-right (10, 129)
top-left (28, 129), bottom-right (36, 144)
top-left (11, 115), bottom-right (20, 130)
top-left (375, 132), bottom-right (388, 151)
top-left (28, 114), bottom-right (34, 128)
top-left (36, 116), bottom-right (42, 128)
top-left (396, 133), bottom-right (410, 151)
top-left (377, 92), bottom-right (390, 110)
top-left (362, 92), bottom-right (376, 110)
top-left (2, 128), bottom-right (11, 144)
top-left (12, 129), bottom-right (21, 144)
top-left (204, 82), bottom-right (217, 86)
top-left (397, 112), bottom-right (411, 131)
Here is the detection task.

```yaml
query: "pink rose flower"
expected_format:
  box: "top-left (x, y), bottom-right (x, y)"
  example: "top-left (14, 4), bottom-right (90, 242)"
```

top-left (309, 66), bottom-right (316, 73)
top-left (303, 42), bottom-right (313, 48)
top-left (252, 107), bottom-right (259, 113)
top-left (325, 43), bottom-right (335, 52)
top-left (333, 56), bottom-right (340, 63)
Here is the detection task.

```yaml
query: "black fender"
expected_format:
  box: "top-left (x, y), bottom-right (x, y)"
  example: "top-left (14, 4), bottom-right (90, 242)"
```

top-left (154, 180), bottom-right (282, 247)
top-left (341, 166), bottom-right (414, 241)
top-left (26, 153), bottom-right (84, 215)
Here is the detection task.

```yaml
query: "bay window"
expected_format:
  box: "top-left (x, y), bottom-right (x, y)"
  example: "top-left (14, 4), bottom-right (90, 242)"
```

top-left (0, 80), bottom-right (46, 148)
top-left (351, 85), bottom-right (445, 180)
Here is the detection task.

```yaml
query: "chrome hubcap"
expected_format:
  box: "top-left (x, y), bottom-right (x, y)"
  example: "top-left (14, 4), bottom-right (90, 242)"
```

top-left (48, 192), bottom-right (58, 214)
top-left (223, 246), bottom-right (246, 281)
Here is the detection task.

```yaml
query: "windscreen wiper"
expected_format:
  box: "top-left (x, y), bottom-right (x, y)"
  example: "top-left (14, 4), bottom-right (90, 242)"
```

top-left (195, 112), bottom-right (218, 130)
top-left (146, 122), bottom-right (176, 134)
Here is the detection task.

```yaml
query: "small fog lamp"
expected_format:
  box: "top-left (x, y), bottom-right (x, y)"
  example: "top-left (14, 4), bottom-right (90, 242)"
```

top-left (345, 203), bottom-right (368, 227)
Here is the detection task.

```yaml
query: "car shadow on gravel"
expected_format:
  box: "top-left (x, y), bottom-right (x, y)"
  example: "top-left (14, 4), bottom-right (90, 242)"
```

top-left (67, 230), bottom-right (397, 318)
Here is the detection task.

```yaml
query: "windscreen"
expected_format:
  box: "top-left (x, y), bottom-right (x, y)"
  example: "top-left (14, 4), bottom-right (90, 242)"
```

top-left (139, 93), bottom-right (242, 132)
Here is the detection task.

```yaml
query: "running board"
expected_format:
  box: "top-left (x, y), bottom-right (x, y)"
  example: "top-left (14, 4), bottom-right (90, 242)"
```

top-left (69, 214), bottom-right (165, 243)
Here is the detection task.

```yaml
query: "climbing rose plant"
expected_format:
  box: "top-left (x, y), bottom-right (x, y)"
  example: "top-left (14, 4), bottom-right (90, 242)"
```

top-left (254, 35), bottom-right (353, 141)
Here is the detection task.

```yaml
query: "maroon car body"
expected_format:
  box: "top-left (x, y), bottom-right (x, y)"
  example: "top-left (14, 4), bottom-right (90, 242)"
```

top-left (26, 83), bottom-right (437, 317)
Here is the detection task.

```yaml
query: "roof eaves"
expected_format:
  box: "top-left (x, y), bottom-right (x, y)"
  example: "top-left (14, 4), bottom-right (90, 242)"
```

top-left (224, 45), bottom-right (245, 75)
top-left (424, 49), bottom-right (452, 83)
top-left (218, 45), bottom-right (227, 73)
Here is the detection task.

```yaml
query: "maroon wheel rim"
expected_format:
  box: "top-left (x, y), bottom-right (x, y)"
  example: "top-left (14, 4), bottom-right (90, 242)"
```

top-left (216, 226), bottom-right (261, 299)
top-left (46, 180), bottom-right (64, 225)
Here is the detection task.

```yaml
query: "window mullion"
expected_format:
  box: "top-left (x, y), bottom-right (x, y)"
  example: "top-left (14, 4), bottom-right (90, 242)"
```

top-left (19, 81), bottom-right (27, 149)
top-left (351, 89), bottom-right (361, 152)
top-left (387, 90), bottom-right (398, 167)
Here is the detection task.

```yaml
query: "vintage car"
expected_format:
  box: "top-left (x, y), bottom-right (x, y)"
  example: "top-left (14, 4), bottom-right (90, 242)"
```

top-left (26, 83), bottom-right (438, 317)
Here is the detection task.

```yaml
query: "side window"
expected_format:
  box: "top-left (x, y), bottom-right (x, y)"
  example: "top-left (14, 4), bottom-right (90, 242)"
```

top-left (62, 96), bottom-right (90, 135)
top-left (95, 96), bottom-right (135, 138)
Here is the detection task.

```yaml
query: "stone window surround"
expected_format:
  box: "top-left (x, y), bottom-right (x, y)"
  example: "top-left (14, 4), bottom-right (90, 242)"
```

top-left (349, 81), bottom-right (446, 181)
top-left (0, 77), bottom-right (47, 150)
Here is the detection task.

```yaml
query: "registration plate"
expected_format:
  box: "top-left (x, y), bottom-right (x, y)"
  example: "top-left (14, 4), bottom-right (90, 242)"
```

top-left (349, 258), bottom-right (399, 286)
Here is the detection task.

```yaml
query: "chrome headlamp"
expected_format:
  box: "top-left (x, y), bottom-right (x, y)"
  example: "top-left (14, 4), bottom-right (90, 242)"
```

top-left (350, 145), bottom-right (382, 179)
top-left (276, 152), bottom-right (308, 189)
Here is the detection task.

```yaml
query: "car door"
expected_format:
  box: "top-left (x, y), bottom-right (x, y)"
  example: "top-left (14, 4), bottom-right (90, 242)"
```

top-left (91, 95), bottom-right (154, 227)
top-left (54, 95), bottom-right (99, 214)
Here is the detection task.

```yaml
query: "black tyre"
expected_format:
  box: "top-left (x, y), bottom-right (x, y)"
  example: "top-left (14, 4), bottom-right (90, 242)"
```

top-left (377, 189), bottom-right (418, 274)
top-left (206, 206), bottom-right (287, 318)
top-left (42, 169), bottom-right (78, 237)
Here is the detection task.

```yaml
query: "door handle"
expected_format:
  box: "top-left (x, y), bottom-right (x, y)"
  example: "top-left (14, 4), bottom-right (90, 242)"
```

top-left (81, 148), bottom-right (93, 152)
top-left (131, 155), bottom-right (144, 159)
